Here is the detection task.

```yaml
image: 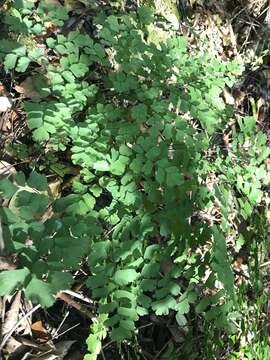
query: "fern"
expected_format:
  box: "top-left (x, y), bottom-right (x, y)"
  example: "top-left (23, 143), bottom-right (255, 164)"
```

top-left (0, 2), bottom-right (269, 357)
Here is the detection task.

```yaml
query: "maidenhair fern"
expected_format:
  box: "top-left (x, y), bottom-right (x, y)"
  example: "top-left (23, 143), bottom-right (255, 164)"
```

top-left (0, 1), bottom-right (269, 357)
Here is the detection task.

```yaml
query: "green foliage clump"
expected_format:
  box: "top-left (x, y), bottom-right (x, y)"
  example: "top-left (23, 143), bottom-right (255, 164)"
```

top-left (0, 1), bottom-right (269, 358)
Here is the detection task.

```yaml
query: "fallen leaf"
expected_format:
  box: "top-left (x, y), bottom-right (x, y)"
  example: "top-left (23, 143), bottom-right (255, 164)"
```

top-left (48, 179), bottom-right (62, 199)
top-left (31, 320), bottom-right (51, 342)
top-left (2, 291), bottom-right (21, 336)
top-left (0, 96), bottom-right (12, 112)
top-left (1, 292), bottom-right (23, 355)
top-left (0, 161), bottom-right (16, 178)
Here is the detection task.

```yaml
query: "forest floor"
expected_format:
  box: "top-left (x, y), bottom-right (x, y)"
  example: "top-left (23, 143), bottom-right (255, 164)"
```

top-left (1, 0), bottom-right (270, 359)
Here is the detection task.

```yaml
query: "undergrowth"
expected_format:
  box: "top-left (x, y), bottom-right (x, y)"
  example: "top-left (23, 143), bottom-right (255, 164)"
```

top-left (0, 1), bottom-right (269, 358)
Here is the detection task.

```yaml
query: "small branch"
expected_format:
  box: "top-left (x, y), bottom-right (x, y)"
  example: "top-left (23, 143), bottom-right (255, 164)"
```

top-left (56, 292), bottom-right (97, 321)
top-left (55, 322), bottom-right (80, 339)
top-left (61, 289), bottom-right (95, 306)
top-left (153, 339), bottom-right (170, 360)
top-left (260, 260), bottom-right (270, 269)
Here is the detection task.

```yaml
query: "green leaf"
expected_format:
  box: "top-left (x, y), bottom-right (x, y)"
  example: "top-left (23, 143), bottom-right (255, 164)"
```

top-left (4, 53), bottom-right (18, 70)
top-left (55, 44), bottom-right (68, 55)
top-left (195, 297), bottom-right (210, 313)
top-left (99, 302), bottom-right (118, 313)
top-left (152, 296), bottom-right (176, 315)
top-left (131, 104), bottom-right (148, 122)
top-left (111, 326), bottom-right (132, 342)
top-left (119, 319), bottom-right (135, 331)
top-left (86, 334), bottom-right (102, 359)
top-left (25, 277), bottom-right (55, 307)
top-left (93, 161), bottom-right (110, 171)
top-left (46, 37), bottom-right (56, 48)
top-left (48, 271), bottom-right (73, 293)
top-left (87, 274), bottom-right (108, 289)
top-left (111, 156), bottom-right (127, 176)
top-left (27, 172), bottom-right (48, 191)
top-left (90, 185), bottom-right (102, 197)
top-left (32, 127), bottom-right (50, 141)
top-left (104, 314), bottom-right (120, 327)
top-left (117, 307), bottom-right (138, 321)
top-left (175, 298), bottom-right (190, 315)
top-left (114, 269), bottom-right (139, 286)
top-left (144, 245), bottom-right (160, 259)
top-left (28, 48), bottom-right (44, 60)
top-left (0, 268), bottom-right (30, 295)
top-left (138, 294), bottom-right (151, 308)
top-left (28, 114), bottom-right (43, 130)
top-left (50, 73), bottom-right (64, 85)
top-left (15, 191), bottom-right (49, 220)
top-left (0, 179), bottom-right (18, 198)
top-left (70, 63), bottom-right (88, 78)
top-left (175, 312), bottom-right (187, 327)
top-left (137, 6), bottom-right (154, 25)
top-left (16, 56), bottom-right (31, 72)
top-left (141, 263), bottom-right (160, 278)
top-left (82, 193), bottom-right (96, 210)
top-left (62, 70), bottom-right (75, 83)
top-left (31, 23), bottom-right (43, 34)
top-left (107, 15), bottom-right (120, 32)
top-left (114, 290), bottom-right (136, 302)
top-left (141, 279), bottom-right (157, 291)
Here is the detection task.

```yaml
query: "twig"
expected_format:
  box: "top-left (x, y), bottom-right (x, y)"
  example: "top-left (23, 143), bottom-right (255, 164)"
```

top-left (0, 304), bottom-right (41, 350)
top-left (61, 290), bottom-right (95, 306)
top-left (55, 322), bottom-right (80, 339)
top-left (102, 340), bottom-right (114, 350)
top-left (260, 260), bottom-right (270, 269)
top-left (100, 348), bottom-right (106, 360)
top-left (52, 310), bottom-right (70, 339)
top-left (56, 292), bottom-right (97, 321)
top-left (137, 323), bottom-right (153, 331)
top-left (153, 339), bottom-right (171, 360)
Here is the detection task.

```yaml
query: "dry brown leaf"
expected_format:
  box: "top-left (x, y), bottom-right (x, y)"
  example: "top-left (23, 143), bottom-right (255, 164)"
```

top-left (229, 23), bottom-right (237, 49)
top-left (31, 321), bottom-right (48, 334)
top-left (48, 179), bottom-right (62, 200)
top-left (0, 96), bottom-right (12, 112)
top-left (31, 320), bottom-right (51, 343)
top-left (0, 161), bottom-right (16, 178)
top-left (2, 292), bottom-right (22, 337)
top-left (1, 292), bottom-right (23, 355)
